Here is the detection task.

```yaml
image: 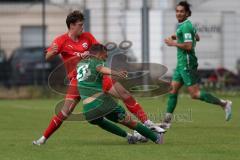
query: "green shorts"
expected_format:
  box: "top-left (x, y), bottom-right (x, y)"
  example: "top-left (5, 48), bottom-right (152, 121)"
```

top-left (83, 94), bottom-right (126, 123)
top-left (172, 66), bottom-right (199, 86)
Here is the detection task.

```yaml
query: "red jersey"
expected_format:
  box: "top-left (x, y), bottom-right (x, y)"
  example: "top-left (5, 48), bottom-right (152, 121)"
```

top-left (47, 32), bottom-right (98, 79)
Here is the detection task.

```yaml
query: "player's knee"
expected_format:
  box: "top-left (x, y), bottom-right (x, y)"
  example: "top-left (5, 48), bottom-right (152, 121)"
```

top-left (190, 92), bottom-right (199, 99)
top-left (170, 89), bottom-right (178, 94)
top-left (119, 114), bottom-right (137, 129)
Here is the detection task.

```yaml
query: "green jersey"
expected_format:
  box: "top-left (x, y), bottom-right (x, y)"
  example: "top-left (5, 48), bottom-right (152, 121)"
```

top-left (76, 58), bottom-right (105, 100)
top-left (176, 19), bottom-right (198, 69)
top-left (77, 58), bottom-right (125, 121)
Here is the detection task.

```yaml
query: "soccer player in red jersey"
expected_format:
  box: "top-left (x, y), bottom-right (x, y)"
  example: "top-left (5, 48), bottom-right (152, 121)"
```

top-left (33, 10), bottom-right (164, 146)
top-left (33, 11), bottom-right (99, 145)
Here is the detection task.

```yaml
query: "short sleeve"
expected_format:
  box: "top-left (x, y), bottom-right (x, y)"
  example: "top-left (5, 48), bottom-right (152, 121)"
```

top-left (182, 24), bottom-right (193, 42)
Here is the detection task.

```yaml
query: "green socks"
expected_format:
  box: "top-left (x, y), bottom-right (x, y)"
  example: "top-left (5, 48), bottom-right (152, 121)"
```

top-left (97, 119), bottom-right (127, 137)
top-left (133, 122), bottom-right (158, 142)
top-left (96, 120), bottom-right (158, 142)
top-left (199, 90), bottom-right (222, 106)
top-left (166, 93), bottom-right (178, 113)
top-left (94, 119), bottom-right (158, 142)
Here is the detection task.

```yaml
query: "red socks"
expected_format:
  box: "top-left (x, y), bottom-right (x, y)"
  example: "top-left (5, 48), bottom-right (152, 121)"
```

top-left (43, 112), bottom-right (65, 139)
top-left (123, 96), bottom-right (148, 123)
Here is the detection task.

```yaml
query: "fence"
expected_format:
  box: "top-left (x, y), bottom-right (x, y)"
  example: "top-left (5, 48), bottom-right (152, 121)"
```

top-left (0, 0), bottom-right (239, 90)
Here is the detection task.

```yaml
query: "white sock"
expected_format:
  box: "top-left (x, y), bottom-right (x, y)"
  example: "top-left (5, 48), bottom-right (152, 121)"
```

top-left (165, 113), bottom-right (173, 118)
top-left (126, 133), bottom-right (132, 139)
top-left (39, 136), bottom-right (47, 142)
top-left (163, 113), bottom-right (173, 123)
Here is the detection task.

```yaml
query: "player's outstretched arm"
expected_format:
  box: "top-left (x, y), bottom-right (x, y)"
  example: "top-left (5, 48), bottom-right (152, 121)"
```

top-left (96, 66), bottom-right (127, 79)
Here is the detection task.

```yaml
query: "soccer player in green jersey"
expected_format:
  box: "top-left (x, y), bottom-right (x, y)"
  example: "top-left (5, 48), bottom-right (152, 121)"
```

top-left (160, 1), bottom-right (232, 129)
top-left (77, 44), bottom-right (163, 144)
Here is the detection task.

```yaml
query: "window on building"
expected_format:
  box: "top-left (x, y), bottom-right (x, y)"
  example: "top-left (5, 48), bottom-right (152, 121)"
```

top-left (21, 26), bottom-right (46, 47)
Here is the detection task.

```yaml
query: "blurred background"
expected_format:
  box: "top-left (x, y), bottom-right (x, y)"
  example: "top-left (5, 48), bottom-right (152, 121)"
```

top-left (0, 0), bottom-right (239, 98)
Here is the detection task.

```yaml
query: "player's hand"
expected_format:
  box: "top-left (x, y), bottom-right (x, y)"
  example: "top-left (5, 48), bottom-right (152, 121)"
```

top-left (164, 37), bottom-right (176, 47)
top-left (51, 43), bottom-right (58, 53)
top-left (171, 34), bottom-right (177, 40)
top-left (117, 70), bottom-right (128, 79)
top-left (81, 51), bottom-right (90, 59)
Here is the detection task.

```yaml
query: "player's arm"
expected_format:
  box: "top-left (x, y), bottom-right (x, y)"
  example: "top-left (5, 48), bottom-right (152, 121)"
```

top-left (165, 34), bottom-right (177, 40)
top-left (165, 25), bottom-right (194, 51)
top-left (167, 33), bottom-right (199, 42)
top-left (96, 66), bottom-right (127, 79)
top-left (196, 33), bottom-right (200, 42)
top-left (45, 43), bottom-right (58, 61)
top-left (165, 38), bottom-right (192, 51)
top-left (171, 34), bottom-right (177, 40)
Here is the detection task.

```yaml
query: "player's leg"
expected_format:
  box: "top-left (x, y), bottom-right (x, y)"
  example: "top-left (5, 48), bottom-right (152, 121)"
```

top-left (88, 117), bottom-right (129, 138)
top-left (84, 98), bottom-right (136, 143)
top-left (106, 82), bottom-right (148, 122)
top-left (106, 105), bottom-right (163, 144)
top-left (103, 75), bottom-right (157, 127)
top-left (181, 68), bottom-right (232, 121)
top-left (187, 84), bottom-right (232, 121)
top-left (33, 78), bottom-right (81, 145)
top-left (160, 68), bottom-right (183, 129)
top-left (86, 94), bottom-right (142, 143)
top-left (166, 81), bottom-right (183, 113)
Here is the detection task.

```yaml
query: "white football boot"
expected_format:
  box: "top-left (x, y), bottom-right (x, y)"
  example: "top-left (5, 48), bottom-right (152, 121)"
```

top-left (32, 136), bottom-right (47, 146)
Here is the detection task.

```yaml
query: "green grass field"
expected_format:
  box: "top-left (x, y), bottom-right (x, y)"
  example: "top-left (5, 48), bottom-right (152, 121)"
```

top-left (1, 95), bottom-right (240, 160)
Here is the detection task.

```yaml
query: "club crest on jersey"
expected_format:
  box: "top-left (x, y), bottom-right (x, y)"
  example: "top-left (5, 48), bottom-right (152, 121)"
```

top-left (82, 42), bottom-right (88, 49)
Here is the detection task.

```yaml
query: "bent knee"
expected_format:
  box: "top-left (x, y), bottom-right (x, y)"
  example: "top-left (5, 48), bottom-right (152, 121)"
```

top-left (190, 93), bottom-right (199, 99)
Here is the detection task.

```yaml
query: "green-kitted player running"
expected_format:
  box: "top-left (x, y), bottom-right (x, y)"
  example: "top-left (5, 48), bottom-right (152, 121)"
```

top-left (160, 1), bottom-right (232, 129)
top-left (77, 44), bottom-right (163, 144)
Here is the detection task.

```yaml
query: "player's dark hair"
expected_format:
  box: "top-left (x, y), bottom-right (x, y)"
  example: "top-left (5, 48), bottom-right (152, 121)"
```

top-left (177, 1), bottom-right (192, 17)
top-left (89, 44), bottom-right (107, 55)
top-left (66, 10), bottom-right (84, 29)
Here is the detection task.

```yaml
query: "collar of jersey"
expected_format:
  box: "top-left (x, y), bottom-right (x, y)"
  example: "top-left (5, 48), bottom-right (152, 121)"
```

top-left (178, 19), bottom-right (189, 25)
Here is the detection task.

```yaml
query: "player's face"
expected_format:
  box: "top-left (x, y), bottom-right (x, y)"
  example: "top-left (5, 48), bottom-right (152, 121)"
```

top-left (71, 21), bottom-right (84, 36)
top-left (97, 52), bottom-right (108, 60)
top-left (176, 5), bottom-right (188, 22)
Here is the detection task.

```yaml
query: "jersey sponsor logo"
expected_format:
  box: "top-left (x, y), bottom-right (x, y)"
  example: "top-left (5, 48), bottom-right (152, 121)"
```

top-left (184, 33), bottom-right (192, 40)
top-left (73, 52), bottom-right (81, 57)
top-left (82, 42), bottom-right (88, 49)
top-left (68, 45), bottom-right (74, 49)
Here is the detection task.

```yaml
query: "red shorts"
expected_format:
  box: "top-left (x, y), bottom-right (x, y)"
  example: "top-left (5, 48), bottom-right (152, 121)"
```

top-left (102, 75), bottom-right (116, 92)
top-left (65, 77), bottom-right (81, 100)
